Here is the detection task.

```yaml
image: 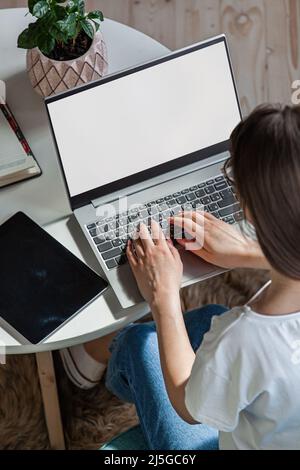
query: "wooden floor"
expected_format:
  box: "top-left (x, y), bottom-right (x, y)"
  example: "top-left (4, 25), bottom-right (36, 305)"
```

top-left (2, 0), bottom-right (300, 114)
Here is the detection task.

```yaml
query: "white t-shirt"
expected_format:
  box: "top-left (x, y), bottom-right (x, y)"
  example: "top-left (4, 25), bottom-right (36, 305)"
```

top-left (185, 285), bottom-right (300, 450)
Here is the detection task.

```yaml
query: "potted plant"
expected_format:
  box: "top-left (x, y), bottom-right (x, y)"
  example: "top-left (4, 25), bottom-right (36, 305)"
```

top-left (18, 0), bottom-right (108, 97)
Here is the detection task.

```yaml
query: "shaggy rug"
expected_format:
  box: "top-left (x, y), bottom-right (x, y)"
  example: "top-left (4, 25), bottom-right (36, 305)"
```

top-left (0, 268), bottom-right (269, 449)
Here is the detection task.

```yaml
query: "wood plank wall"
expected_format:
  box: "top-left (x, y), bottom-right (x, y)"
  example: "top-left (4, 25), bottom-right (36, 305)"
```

top-left (2, 0), bottom-right (300, 114)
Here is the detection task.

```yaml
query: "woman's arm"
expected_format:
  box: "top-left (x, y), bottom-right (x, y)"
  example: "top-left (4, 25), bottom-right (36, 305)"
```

top-left (171, 211), bottom-right (270, 271)
top-left (152, 294), bottom-right (198, 424)
top-left (127, 223), bottom-right (197, 423)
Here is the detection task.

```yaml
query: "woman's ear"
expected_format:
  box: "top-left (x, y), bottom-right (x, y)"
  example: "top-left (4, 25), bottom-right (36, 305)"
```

top-left (244, 206), bottom-right (253, 225)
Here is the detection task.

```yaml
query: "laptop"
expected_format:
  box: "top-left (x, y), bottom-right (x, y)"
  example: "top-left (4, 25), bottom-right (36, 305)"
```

top-left (45, 35), bottom-right (242, 309)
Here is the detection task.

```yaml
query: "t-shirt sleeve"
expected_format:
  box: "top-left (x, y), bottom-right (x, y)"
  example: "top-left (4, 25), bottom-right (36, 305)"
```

top-left (185, 312), bottom-right (251, 432)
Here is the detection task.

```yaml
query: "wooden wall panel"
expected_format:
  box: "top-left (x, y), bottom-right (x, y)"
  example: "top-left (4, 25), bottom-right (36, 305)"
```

top-left (173, 1), bottom-right (221, 49)
top-left (266, 0), bottom-right (300, 104)
top-left (128, 0), bottom-right (177, 49)
top-left (219, 0), bottom-right (267, 113)
top-left (1, 0), bottom-right (299, 111)
top-left (88, 0), bottom-right (131, 24)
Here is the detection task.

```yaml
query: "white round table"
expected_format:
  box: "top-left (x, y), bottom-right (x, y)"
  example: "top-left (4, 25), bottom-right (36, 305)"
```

top-left (0, 8), bottom-right (169, 449)
top-left (0, 8), bottom-right (169, 355)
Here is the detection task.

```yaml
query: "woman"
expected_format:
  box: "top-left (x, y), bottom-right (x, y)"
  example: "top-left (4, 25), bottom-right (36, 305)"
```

top-left (60, 104), bottom-right (300, 450)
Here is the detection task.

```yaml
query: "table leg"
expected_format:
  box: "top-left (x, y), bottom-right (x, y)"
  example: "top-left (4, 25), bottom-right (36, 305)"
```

top-left (36, 351), bottom-right (66, 450)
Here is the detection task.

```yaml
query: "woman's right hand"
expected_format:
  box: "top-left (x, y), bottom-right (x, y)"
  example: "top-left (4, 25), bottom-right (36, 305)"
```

top-left (170, 211), bottom-right (270, 270)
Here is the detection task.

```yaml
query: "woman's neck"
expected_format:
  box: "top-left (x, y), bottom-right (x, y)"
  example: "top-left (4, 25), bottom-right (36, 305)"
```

top-left (251, 270), bottom-right (300, 316)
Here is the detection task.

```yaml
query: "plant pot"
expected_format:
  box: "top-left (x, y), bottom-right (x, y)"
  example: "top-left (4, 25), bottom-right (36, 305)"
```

top-left (26, 31), bottom-right (108, 98)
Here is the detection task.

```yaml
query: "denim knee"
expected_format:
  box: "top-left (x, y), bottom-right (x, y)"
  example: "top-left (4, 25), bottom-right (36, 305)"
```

top-left (120, 322), bottom-right (158, 362)
top-left (105, 322), bottom-right (159, 402)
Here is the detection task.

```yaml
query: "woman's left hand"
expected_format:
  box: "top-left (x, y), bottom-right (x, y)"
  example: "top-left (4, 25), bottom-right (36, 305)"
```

top-left (126, 221), bottom-right (183, 307)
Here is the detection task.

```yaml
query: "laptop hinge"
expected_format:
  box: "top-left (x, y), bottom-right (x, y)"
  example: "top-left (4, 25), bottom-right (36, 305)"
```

top-left (91, 152), bottom-right (229, 209)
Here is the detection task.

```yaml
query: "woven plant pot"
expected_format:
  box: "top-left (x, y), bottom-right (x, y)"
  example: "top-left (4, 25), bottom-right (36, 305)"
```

top-left (27, 31), bottom-right (108, 98)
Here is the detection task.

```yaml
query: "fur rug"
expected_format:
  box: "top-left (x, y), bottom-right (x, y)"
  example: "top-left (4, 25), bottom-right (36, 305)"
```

top-left (0, 269), bottom-right (269, 449)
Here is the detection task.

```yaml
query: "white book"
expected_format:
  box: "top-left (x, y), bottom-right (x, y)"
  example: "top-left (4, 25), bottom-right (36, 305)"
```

top-left (0, 110), bottom-right (35, 177)
top-left (0, 80), bottom-right (41, 187)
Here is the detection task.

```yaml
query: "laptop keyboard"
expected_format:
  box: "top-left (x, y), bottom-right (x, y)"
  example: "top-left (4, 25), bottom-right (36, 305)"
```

top-left (86, 175), bottom-right (244, 270)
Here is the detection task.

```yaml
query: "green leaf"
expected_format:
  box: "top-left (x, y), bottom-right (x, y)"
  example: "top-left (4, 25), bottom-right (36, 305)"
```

top-left (80, 19), bottom-right (94, 39)
top-left (92, 21), bottom-right (100, 32)
top-left (32, 0), bottom-right (49, 19)
top-left (56, 19), bottom-right (66, 31)
top-left (39, 9), bottom-right (56, 27)
top-left (57, 13), bottom-right (78, 38)
top-left (49, 23), bottom-right (67, 43)
top-left (66, 1), bottom-right (76, 13)
top-left (88, 10), bottom-right (104, 22)
top-left (18, 21), bottom-right (42, 49)
top-left (78, 0), bottom-right (85, 15)
top-left (37, 34), bottom-right (56, 55)
top-left (66, 0), bottom-right (84, 14)
top-left (28, 0), bottom-right (39, 14)
top-left (17, 27), bottom-right (37, 49)
top-left (54, 4), bottom-right (67, 20)
top-left (28, 21), bottom-right (41, 37)
top-left (65, 13), bottom-right (77, 36)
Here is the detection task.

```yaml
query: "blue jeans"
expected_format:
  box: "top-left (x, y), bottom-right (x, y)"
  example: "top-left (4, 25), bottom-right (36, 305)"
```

top-left (105, 305), bottom-right (228, 450)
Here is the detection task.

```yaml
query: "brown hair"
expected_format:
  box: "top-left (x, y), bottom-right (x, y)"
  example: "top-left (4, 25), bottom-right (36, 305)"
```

top-left (225, 104), bottom-right (300, 279)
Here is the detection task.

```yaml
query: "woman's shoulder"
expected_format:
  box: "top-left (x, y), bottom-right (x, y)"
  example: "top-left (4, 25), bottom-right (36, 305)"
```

top-left (203, 306), bottom-right (264, 355)
top-left (209, 306), bottom-right (249, 337)
top-left (207, 303), bottom-right (300, 354)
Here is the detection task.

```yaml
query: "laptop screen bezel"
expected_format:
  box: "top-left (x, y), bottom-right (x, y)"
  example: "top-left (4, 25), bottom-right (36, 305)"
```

top-left (45, 36), bottom-right (242, 210)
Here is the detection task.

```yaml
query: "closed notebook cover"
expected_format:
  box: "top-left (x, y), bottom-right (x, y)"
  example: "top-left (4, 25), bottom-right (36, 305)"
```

top-left (0, 212), bottom-right (108, 344)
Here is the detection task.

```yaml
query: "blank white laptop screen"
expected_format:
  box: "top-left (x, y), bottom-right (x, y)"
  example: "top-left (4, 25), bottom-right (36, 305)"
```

top-left (47, 40), bottom-right (241, 198)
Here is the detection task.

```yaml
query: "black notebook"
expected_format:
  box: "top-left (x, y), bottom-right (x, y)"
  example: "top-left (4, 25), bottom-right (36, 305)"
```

top-left (0, 212), bottom-right (108, 344)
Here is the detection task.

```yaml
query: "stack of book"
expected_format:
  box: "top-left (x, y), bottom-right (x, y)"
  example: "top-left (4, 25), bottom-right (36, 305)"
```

top-left (0, 80), bottom-right (41, 188)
